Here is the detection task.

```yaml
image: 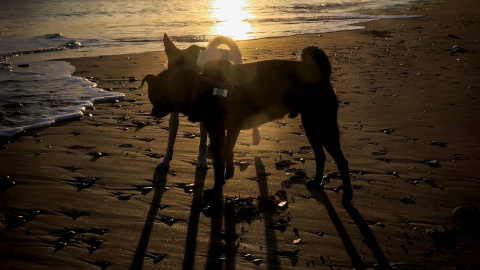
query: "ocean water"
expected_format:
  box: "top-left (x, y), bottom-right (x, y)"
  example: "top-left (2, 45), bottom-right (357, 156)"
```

top-left (0, 0), bottom-right (426, 137)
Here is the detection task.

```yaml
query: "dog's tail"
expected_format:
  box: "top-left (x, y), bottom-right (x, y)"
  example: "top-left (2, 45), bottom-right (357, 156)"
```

top-left (207, 36), bottom-right (240, 51)
top-left (140, 74), bottom-right (156, 88)
top-left (201, 36), bottom-right (243, 64)
top-left (301, 46), bottom-right (332, 83)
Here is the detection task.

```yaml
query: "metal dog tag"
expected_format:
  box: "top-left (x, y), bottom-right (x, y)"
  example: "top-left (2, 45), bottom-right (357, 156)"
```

top-left (213, 88), bottom-right (228, 97)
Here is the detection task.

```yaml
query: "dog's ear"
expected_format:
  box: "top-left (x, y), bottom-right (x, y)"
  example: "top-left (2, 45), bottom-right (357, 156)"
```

top-left (140, 74), bottom-right (156, 88)
top-left (164, 33), bottom-right (183, 64)
top-left (163, 33), bottom-right (179, 53)
top-left (183, 45), bottom-right (205, 69)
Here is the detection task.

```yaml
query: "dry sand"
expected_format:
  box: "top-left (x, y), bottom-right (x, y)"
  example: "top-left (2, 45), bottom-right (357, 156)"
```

top-left (1, 0), bottom-right (479, 269)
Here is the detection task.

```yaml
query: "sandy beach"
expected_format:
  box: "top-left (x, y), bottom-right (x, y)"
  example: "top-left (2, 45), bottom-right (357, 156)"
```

top-left (1, 0), bottom-right (479, 269)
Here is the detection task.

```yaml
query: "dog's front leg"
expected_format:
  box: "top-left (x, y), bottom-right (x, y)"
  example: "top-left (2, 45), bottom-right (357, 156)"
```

top-left (204, 120), bottom-right (226, 191)
top-left (157, 112), bottom-right (180, 170)
top-left (225, 127), bottom-right (240, 180)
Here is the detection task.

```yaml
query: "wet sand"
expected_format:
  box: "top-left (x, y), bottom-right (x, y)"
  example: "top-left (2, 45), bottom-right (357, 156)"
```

top-left (1, 0), bottom-right (479, 269)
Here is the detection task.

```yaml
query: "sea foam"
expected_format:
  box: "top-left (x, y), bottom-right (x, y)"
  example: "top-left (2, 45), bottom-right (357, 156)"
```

top-left (0, 61), bottom-right (124, 138)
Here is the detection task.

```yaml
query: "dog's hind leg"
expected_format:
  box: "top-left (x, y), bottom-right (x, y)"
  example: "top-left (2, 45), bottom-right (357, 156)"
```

top-left (157, 112), bottom-right (180, 170)
top-left (323, 136), bottom-right (353, 205)
top-left (301, 114), bottom-right (327, 188)
top-left (197, 122), bottom-right (209, 170)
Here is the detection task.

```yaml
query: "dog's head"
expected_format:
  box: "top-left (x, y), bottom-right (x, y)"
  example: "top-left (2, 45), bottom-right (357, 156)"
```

top-left (164, 33), bottom-right (205, 72)
top-left (141, 68), bottom-right (198, 119)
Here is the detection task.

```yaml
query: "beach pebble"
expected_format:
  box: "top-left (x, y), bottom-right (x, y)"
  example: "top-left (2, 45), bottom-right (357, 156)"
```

top-left (239, 161), bottom-right (249, 171)
top-left (430, 141), bottom-right (447, 147)
top-left (425, 160), bottom-right (441, 167)
top-left (278, 201), bottom-right (288, 211)
top-left (296, 157), bottom-right (305, 163)
top-left (452, 45), bottom-right (466, 53)
top-left (118, 194), bottom-right (132, 200)
top-left (183, 132), bottom-right (197, 139)
top-left (400, 196), bottom-right (416, 204)
top-left (78, 177), bottom-right (97, 185)
top-left (252, 259), bottom-right (262, 265)
top-left (152, 253), bottom-right (167, 263)
top-left (375, 222), bottom-right (386, 228)
top-left (183, 183), bottom-right (200, 193)
top-left (136, 121), bottom-right (148, 127)
top-left (90, 152), bottom-right (103, 158)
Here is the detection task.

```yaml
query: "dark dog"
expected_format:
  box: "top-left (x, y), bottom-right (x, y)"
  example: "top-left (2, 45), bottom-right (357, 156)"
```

top-left (142, 37), bottom-right (353, 203)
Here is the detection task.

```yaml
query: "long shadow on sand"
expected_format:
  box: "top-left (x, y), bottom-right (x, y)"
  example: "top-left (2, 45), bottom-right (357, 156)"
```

top-left (204, 157), bottom-right (281, 270)
top-left (254, 156), bottom-right (281, 269)
top-left (308, 188), bottom-right (391, 269)
top-left (203, 187), bottom-right (237, 269)
top-left (130, 169), bottom-right (168, 270)
top-left (182, 169), bottom-right (207, 270)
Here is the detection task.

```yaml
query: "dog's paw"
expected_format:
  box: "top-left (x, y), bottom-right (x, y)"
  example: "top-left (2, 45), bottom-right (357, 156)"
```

top-left (225, 164), bottom-right (235, 180)
top-left (305, 179), bottom-right (324, 190)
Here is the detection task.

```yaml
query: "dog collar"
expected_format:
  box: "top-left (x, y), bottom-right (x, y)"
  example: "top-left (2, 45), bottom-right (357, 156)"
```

top-left (213, 87), bottom-right (228, 97)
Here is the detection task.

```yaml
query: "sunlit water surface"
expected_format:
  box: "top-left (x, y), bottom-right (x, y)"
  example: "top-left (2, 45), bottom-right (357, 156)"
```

top-left (0, 0), bottom-right (425, 137)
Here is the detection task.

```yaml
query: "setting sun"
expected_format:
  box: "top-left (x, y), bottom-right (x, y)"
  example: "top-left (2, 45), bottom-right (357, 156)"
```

top-left (209, 0), bottom-right (255, 40)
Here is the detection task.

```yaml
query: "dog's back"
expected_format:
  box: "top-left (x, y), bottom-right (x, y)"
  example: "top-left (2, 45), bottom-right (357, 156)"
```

top-left (200, 46), bottom-right (336, 130)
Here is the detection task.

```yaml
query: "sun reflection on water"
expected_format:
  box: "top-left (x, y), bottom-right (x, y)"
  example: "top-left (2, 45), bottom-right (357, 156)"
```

top-left (209, 0), bottom-right (255, 40)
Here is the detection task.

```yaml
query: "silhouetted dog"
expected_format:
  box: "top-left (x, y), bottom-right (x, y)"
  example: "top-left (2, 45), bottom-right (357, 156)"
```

top-left (157, 34), bottom-right (260, 170)
top-left (142, 36), bottom-right (353, 203)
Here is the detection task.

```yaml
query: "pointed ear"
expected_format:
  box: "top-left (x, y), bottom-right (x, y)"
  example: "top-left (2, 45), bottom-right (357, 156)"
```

top-left (164, 33), bottom-right (180, 55)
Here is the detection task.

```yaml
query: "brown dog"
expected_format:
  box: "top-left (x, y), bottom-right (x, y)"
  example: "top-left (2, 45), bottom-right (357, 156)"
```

top-left (142, 37), bottom-right (353, 204)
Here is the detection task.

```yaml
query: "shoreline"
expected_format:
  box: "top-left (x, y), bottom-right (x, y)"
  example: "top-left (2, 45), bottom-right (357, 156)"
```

top-left (0, 0), bottom-right (432, 140)
top-left (1, 0), bottom-right (479, 269)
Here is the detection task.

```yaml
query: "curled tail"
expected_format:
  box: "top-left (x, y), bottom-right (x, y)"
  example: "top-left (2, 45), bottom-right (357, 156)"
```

top-left (301, 46), bottom-right (332, 83)
top-left (198, 36), bottom-right (243, 65)
top-left (207, 36), bottom-right (240, 51)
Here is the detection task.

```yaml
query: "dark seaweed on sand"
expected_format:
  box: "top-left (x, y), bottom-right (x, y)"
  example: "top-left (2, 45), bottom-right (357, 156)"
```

top-left (48, 227), bottom-right (106, 253)
top-left (67, 177), bottom-right (102, 191)
top-left (227, 195), bottom-right (292, 232)
top-left (59, 210), bottom-right (88, 220)
top-left (2, 209), bottom-right (41, 231)
top-left (281, 169), bottom-right (309, 189)
top-left (0, 175), bottom-right (16, 192)
top-left (83, 260), bottom-right (110, 270)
